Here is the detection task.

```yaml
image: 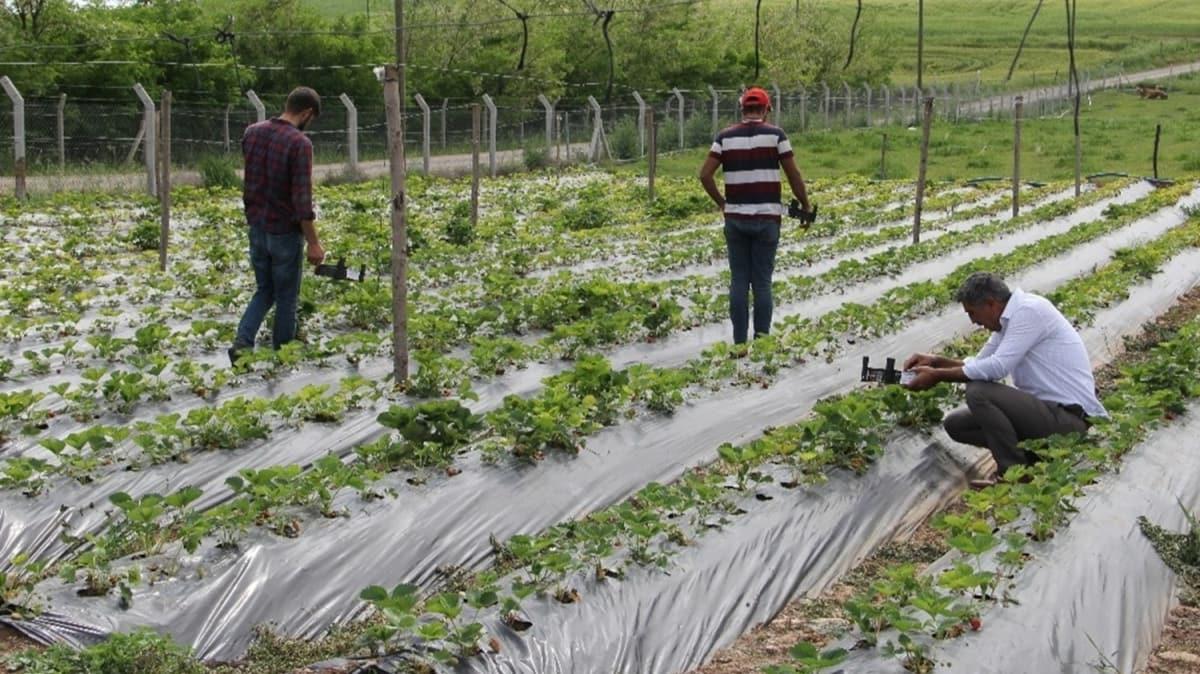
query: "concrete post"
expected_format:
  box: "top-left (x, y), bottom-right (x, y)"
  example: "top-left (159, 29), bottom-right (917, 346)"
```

top-left (246, 89), bottom-right (266, 123)
top-left (413, 93), bottom-right (430, 174)
top-left (223, 103), bottom-right (232, 154)
top-left (671, 87), bottom-right (685, 150)
top-left (132, 83), bottom-right (157, 197)
top-left (771, 82), bottom-right (782, 115)
top-left (708, 84), bottom-right (719, 136)
top-left (822, 82), bottom-right (831, 127)
top-left (0, 77), bottom-right (24, 199)
top-left (481, 94), bottom-right (497, 177)
top-left (843, 81), bottom-right (853, 127)
top-left (587, 95), bottom-right (606, 162)
top-left (631, 91), bottom-right (646, 156)
top-left (56, 93), bottom-right (66, 174)
top-left (537, 94), bottom-right (555, 154)
top-left (339, 93), bottom-right (359, 175)
top-left (441, 98), bottom-right (448, 149)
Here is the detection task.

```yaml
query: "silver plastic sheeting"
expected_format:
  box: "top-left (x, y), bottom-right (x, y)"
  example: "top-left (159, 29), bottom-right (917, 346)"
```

top-left (835, 401), bottom-right (1200, 674)
top-left (456, 252), bottom-right (1200, 674)
top-left (1, 184), bottom-right (1195, 662)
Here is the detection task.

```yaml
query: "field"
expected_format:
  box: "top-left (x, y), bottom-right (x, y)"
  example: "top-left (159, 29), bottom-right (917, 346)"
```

top-left (0, 159), bottom-right (1199, 673)
top-left (640, 71), bottom-right (1200, 183)
top-left (293, 0), bottom-right (1200, 88)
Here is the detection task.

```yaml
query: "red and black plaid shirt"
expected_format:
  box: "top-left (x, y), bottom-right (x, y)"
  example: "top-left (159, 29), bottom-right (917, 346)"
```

top-left (242, 118), bottom-right (315, 234)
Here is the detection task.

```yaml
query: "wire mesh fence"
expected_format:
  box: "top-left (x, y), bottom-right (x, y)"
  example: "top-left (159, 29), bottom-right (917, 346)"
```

top-left (0, 60), bottom-right (1189, 187)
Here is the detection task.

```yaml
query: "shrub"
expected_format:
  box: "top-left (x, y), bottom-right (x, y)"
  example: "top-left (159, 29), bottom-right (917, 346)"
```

top-left (5, 629), bottom-right (204, 674)
top-left (198, 155), bottom-right (239, 190)
top-left (443, 200), bottom-right (474, 245)
top-left (609, 117), bottom-right (640, 160)
top-left (125, 217), bottom-right (159, 251)
top-left (523, 142), bottom-right (548, 171)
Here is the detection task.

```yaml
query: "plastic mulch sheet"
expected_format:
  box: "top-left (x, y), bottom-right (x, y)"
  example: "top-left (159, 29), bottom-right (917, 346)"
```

top-left (1, 185), bottom-right (1195, 661)
top-left (834, 401), bottom-right (1200, 674)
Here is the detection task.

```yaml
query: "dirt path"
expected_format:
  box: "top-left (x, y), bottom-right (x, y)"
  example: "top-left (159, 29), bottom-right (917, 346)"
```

top-left (959, 60), bottom-right (1200, 115)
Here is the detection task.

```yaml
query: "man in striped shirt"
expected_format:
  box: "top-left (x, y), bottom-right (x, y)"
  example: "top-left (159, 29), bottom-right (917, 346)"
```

top-left (699, 86), bottom-right (812, 344)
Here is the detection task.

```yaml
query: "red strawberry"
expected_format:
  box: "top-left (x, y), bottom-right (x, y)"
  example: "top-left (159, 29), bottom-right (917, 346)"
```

top-left (969, 617), bottom-right (982, 631)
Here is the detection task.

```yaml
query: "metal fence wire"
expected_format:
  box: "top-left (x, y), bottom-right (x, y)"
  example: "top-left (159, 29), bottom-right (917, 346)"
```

top-left (0, 63), bottom-right (1163, 177)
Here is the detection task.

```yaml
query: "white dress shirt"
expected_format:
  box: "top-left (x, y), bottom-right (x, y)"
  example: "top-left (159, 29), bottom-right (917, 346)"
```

top-left (962, 289), bottom-right (1108, 418)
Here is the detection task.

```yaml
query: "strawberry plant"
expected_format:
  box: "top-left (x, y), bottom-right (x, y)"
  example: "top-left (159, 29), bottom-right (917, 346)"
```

top-left (370, 399), bottom-right (482, 470)
top-left (761, 642), bottom-right (848, 674)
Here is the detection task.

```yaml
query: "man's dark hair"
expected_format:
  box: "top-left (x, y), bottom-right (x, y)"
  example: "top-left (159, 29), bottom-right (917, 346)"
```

top-left (955, 271), bottom-right (1012, 305)
top-left (285, 86), bottom-right (321, 118)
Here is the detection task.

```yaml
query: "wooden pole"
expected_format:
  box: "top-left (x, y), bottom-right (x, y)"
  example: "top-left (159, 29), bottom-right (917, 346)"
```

top-left (1013, 96), bottom-right (1023, 217)
top-left (384, 69), bottom-right (408, 383)
top-left (880, 133), bottom-right (887, 180)
top-left (387, 0), bottom-right (409, 384)
top-left (1153, 123), bottom-right (1162, 180)
top-left (916, 0), bottom-right (925, 120)
top-left (913, 97), bottom-right (934, 245)
top-left (471, 103), bottom-right (480, 227)
top-left (647, 107), bottom-right (657, 202)
top-left (1012, 94), bottom-right (1022, 213)
top-left (158, 90), bottom-right (171, 271)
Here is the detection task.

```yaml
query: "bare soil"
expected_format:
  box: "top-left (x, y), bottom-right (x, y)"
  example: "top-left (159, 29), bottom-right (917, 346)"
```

top-left (1146, 605), bottom-right (1200, 674)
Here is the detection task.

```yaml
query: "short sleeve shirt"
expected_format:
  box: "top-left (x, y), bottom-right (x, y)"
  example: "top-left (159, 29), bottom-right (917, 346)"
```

top-left (708, 121), bottom-right (793, 222)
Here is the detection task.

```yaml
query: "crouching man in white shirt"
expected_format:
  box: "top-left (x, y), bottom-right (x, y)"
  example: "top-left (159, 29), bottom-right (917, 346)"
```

top-left (901, 272), bottom-right (1107, 488)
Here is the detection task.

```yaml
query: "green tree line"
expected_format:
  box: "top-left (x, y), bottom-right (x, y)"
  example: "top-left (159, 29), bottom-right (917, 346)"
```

top-left (0, 0), bottom-right (893, 106)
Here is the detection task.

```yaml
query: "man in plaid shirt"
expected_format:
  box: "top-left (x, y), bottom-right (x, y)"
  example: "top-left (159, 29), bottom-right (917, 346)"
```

top-left (230, 86), bottom-right (326, 365)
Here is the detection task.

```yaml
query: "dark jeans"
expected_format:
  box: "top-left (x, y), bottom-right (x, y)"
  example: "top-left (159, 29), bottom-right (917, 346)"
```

top-left (724, 218), bottom-right (781, 344)
top-left (235, 226), bottom-right (304, 349)
top-left (943, 381), bottom-right (1090, 476)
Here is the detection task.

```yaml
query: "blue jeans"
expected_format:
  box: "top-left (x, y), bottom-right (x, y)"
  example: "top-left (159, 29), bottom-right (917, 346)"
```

top-left (724, 218), bottom-right (780, 344)
top-left (235, 227), bottom-right (304, 349)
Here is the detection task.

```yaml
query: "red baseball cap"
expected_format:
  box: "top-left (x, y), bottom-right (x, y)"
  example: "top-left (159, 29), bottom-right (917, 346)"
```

top-left (740, 86), bottom-right (771, 109)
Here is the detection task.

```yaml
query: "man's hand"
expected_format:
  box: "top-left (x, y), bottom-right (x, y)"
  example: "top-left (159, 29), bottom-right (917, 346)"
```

top-left (307, 241), bottom-right (326, 266)
top-left (903, 353), bottom-right (938, 370)
top-left (902, 366), bottom-right (940, 391)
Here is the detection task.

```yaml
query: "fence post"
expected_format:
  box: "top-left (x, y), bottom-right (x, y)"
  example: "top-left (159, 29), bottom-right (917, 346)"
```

top-left (880, 132), bottom-right (887, 179)
top-left (471, 103), bottom-right (480, 226)
top-left (708, 84), bottom-right (719, 136)
top-left (631, 91), bottom-right (646, 156)
top-left (864, 84), bottom-right (873, 126)
top-left (822, 82), bottom-right (830, 128)
top-left (158, 90), bottom-right (171, 271)
top-left (537, 94), bottom-right (556, 156)
top-left (246, 89), bottom-right (266, 123)
top-left (843, 81), bottom-right (853, 127)
top-left (223, 103), bottom-right (232, 154)
top-left (413, 93), bottom-right (430, 175)
top-left (799, 85), bottom-right (807, 130)
top-left (132, 83), bottom-right (157, 197)
top-left (671, 87), bottom-right (685, 150)
top-left (56, 93), bottom-right (66, 174)
top-left (0, 77), bottom-right (25, 199)
top-left (883, 85), bottom-right (891, 124)
top-left (441, 98), bottom-right (448, 149)
top-left (1153, 123), bottom-right (1162, 181)
top-left (587, 95), bottom-right (608, 162)
top-left (1013, 96), bottom-right (1023, 217)
top-left (481, 93), bottom-right (497, 177)
top-left (913, 97), bottom-right (934, 244)
top-left (647, 108), bottom-right (657, 202)
top-left (339, 93), bottom-right (360, 176)
top-left (564, 111), bottom-right (571, 160)
top-left (771, 82), bottom-right (782, 115)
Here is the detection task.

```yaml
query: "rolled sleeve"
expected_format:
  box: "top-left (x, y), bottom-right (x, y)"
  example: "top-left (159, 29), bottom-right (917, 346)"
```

top-left (290, 140), bottom-right (315, 222)
top-left (962, 308), bottom-right (1041, 381)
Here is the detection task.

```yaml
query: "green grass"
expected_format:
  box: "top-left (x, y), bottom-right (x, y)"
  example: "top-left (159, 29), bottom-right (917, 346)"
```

top-left (630, 72), bottom-right (1200, 184)
top-left (294, 0), bottom-right (1200, 90)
